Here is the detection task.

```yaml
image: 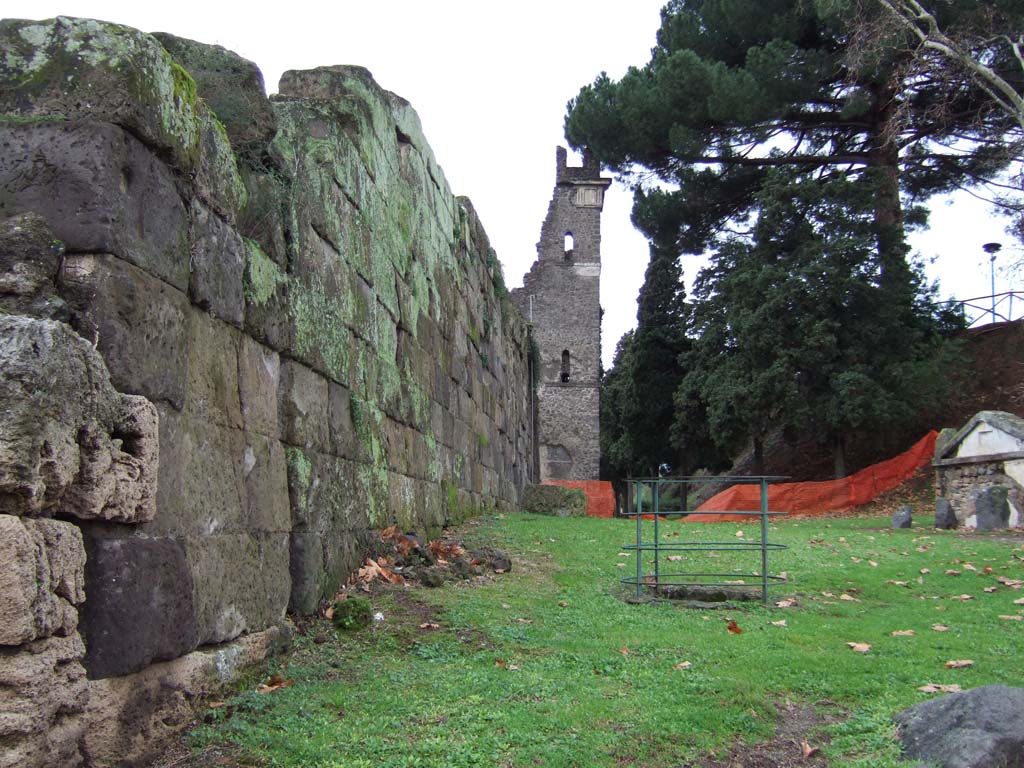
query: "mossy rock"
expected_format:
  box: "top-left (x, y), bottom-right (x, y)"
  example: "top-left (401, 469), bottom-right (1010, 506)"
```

top-left (521, 484), bottom-right (587, 517)
top-left (330, 596), bottom-right (372, 631)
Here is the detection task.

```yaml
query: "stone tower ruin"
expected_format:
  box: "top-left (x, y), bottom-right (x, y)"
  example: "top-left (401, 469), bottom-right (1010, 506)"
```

top-left (513, 147), bottom-right (611, 481)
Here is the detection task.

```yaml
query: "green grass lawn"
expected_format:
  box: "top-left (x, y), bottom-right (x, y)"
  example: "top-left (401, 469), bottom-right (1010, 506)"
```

top-left (188, 513), bottom-right (1024, 767)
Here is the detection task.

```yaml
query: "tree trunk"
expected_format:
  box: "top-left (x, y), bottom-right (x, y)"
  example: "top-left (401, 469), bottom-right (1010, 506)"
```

top-left (833, 434), bottom-right (847, 479)
top-left (867, 78), bottom-right (909, 287)
top-left (753, 435), bottom-right (765, 476)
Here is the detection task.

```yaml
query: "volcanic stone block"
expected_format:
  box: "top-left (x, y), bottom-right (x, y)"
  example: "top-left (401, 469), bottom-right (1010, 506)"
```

top-left (0, 315), bottom-right (158, 522)
top-left (80, 624), bottom-right (290, 768)
top-left (0, 212), bottom-right (67, 320)
top-left (185, 308), bottom-right (243, 430)
top-left (61, 254), bottom-right (190, 410)
top-left (891, 505), bottom-right (913, 529)
top-left (148, 405), bottom-right (245, 536)
top-left (242, 433), bottom-right (290, 533)
top-left (0, 17), bottom-right (245, 221)
top-left (278, 359), bottom-right (330, 451)
top-left (895, 684), bottom-right (1024, 768)
top-left (935, 497), bottom-right (957, 529)
top-left (0, 516), bottom-right (85, 646)
top-left (0, 120), bottom-right (189, 290)
top-left (150, 32), bottom-right (278, 160)
top-left (328, 381), bottom-right (356, 459)
top-left (972, 485), bottom-right (1011, 531)
top-left (188, 200), bottom-right (246, 327)
top-left (238, 334), bottom-right (280, 437)
top-left (181, 532), bottom-right (289, 645)
top-left (0, 633), bottom-right (88, 768)
top-left (80, 533), bottom-right (198, 679)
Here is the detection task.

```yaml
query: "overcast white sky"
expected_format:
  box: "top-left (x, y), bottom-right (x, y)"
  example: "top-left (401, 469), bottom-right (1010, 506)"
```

top-left (6, 1), bottom-right (1021, 366)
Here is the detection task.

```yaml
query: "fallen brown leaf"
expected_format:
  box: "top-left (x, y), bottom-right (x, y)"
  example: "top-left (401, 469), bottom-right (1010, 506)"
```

top-left (208, 701), bottom-right (227, 709)
top-left (996, 577), bottom-right (1023, 589)
top-left (667, 555), bottom-right (683, 562)
top-left (920, 568), bottom-right (931, 574)
top-left (619, 647), bottom-right (630, 656)
top-left (945, 570), bottom-right (961, 576)
top-left (256, 674), bottom-right (294, 694)
top-left (984, 586), bottom-right (998, 593)
top-left (726, 620), bottom-right (743, 635)
top-left (1014, 597), bottom-right (1024, 605)
top-left (847, 642), bottom-right (871, 653)
top-left (917, 683), bottom-right (962, 693)
top-left (771, 620), bottom-right (788, 627)
top-left (887, 580), bottom-right (910, 587)
top-left (998, 615), bottom-right (1023, 621)
top-left (419, 622), bottom-right (440, 630)
top-left (839, 594), bottom-right (860, 602)
top-left (558, 601), bottom-right (569, 607)
top-left (944, 659), bottom-right (974, 669)
top-left (891, 629), bottom-right (916, 636)
top-left (801, 740), bottom-right (820, 759)
top-left (775, 598), bottom-right (798, 608)
top-left (955, 594), bottom-right (974, 601)
top-left (931, 624), bottom-right (950, 632)
top-left (673, 661), bottom-right (692, 671)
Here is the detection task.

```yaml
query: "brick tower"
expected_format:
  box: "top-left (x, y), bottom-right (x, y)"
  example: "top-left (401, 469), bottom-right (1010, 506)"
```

top-left (512, 147), bottom-right (611, 480)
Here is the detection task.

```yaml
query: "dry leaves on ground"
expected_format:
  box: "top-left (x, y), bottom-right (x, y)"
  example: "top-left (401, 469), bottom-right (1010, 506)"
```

top-left (726, 620), bottom-right (743, 635)
top-left (932, 624), bottom-right (950, 632)
top-left (847, 642), bottom-right (871, 653)
top-left (673, 661), bottom-right (692, 671)
top-left (256, 675), bottom-right (294, 694)
top-left (775, 598), bottom-right (798, 608)
top-left (918, 683), bottom-right (962, 693)
top-left (998, 615), bottom-right (1023, 621)
top-left (891, 630), bottom-right (916, 636)
top-left (801, 740), bottom-right (820, 759)
top-left (771, 620), bottom-right (788, 627)
top-left (944, 659), bottom-right (974, 669)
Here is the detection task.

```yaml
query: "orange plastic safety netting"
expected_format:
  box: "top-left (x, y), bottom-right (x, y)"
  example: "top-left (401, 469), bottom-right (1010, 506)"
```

top-left (686, 430), bottom-right (938, 522)
top-left (543, 480), bottom-right (617, 518)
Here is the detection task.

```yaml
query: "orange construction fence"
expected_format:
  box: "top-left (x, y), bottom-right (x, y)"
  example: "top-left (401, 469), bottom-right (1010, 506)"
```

top-left (686, 430), bottom-right (938, 522)
top-left (543, 480), bottom-right (616, 518)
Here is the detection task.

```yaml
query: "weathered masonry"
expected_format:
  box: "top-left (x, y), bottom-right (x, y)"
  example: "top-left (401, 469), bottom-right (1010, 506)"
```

top-left (512, 148), bottom-right (611, 480)
top-left (0, 17), bottom-right (534, 767)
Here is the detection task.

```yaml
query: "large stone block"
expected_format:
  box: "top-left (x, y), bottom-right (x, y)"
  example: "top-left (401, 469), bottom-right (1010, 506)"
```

top-left (185, 308), bottom-right (243, 429)
top-left (181, 532), bottom-right (289, 645)
top-left (80, 624), bottom-right (289, 768)
top-left (238, 334), bottom-right (280, 437)
top-left (148, 405), bottom-right (245, 536)
top-left (0, 516), bottom-right (85, 646)
top-left (971, 485), bottom-right (1011, 531)
top-left (0, 315), bottom-right (158, 522)
top-left (79, 532), bottom-right (197, 679)
top-left (0, 212), bottom-right (67, 320)
top-left (188, 200), bottom-right (246, 327)
top-left (243, 433), bottom-right (290, 533)
top-left (61, 254), bottom-right (190, 411)
top-left (278, 358), bottom-right (330, 451)
top-left (0, 120), bottom-right (189, 290)
top-left (285, 448), bottom-right (372, 613)
top-left (150, 32), bottom-right (277, 162)
top-left (0, 17), bottom-right (245, 220)
top-left (0, 633), bottom-right (88, 768)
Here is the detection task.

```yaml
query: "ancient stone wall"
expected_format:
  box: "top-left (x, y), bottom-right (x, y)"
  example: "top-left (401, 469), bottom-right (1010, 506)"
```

top-left (0, 16), bottom-right (533, 767)
top-left (512, 147), bottom-right (608, 480)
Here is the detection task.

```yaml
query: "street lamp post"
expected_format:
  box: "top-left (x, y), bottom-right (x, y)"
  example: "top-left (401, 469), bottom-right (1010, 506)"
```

top-left (983, 242), bottom-right (1002, 323)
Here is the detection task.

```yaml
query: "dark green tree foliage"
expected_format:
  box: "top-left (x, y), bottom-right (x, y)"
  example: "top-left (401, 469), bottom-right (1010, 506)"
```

top-left (565, 0), bottom-right (1023, 266)
top-left (676, 170), bottom-right (962, 477)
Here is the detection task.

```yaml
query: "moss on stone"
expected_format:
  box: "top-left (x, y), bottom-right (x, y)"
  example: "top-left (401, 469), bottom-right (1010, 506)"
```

top-left (243, 238), bottom-right (285, 306)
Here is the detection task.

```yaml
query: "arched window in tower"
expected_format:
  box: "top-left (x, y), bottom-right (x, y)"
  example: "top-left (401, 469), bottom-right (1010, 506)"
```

top-left (563, 232), bottom-right (574, 260)
top-left (560, 350), bottom-right (571, 382)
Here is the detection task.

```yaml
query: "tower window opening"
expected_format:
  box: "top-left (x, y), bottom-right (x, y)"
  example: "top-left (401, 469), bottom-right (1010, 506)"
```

top-left (560, 350), bottom-right (571, 382)
top-left (563, 232), bottom-right (574, 260)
